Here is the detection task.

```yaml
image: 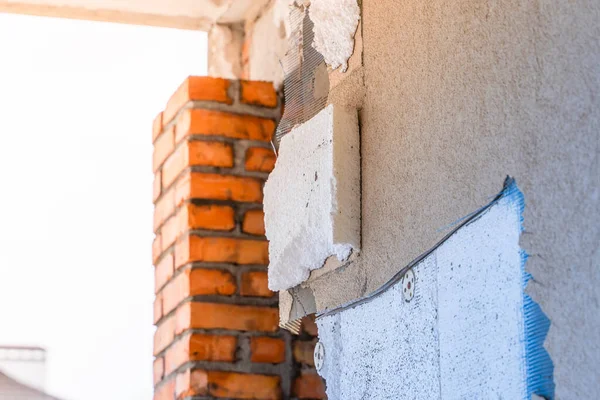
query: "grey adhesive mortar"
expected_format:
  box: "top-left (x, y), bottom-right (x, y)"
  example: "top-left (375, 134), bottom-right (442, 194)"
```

top-left (306, 0), bottom-right (600, 397)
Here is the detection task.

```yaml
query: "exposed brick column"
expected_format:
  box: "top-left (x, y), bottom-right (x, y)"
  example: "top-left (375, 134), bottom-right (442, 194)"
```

top-left (151, 77), bottom-right (325, 400)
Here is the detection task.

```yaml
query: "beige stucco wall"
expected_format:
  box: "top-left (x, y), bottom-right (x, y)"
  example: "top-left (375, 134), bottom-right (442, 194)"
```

top-left (306, 0), bottom-right (599, 397)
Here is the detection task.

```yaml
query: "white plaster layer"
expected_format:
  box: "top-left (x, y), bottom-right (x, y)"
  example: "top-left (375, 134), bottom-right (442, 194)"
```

top-left (309, 0), bottom-right (360, 72)
top-left (264, 104), bottom-right (360, 291)
top-left (317, 195), bottom-right (527, 399)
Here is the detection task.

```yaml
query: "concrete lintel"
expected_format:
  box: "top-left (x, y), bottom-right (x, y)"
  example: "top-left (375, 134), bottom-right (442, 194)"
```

top-left (0, 0), bottom-right (270, 31)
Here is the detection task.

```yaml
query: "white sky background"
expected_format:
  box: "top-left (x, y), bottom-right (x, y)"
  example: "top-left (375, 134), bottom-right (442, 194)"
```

top-left (0, 13), bottom-right (207, 400)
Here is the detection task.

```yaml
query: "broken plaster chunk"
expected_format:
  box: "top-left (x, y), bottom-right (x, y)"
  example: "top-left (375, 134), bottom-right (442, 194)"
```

top-left (309, 0), bottom-right (360, 72)
top-left (264, 104), bottom-right (360, 291)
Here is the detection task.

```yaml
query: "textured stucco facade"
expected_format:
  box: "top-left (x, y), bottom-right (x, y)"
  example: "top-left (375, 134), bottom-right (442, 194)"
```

top-left (301, 0), bottom-right (599, 397)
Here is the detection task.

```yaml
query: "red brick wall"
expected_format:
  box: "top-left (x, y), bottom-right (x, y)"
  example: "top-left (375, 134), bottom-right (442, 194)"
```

top-left (152, 76), bottom-right (325, 400)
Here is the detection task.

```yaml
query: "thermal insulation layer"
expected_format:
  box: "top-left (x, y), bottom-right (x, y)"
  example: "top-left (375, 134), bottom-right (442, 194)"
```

top-left (309, 0), bottom-right (360, 71)
top-left (264, 104), bottom-right (360, 291)
top-left (316, 182), bottom-right (553, 399)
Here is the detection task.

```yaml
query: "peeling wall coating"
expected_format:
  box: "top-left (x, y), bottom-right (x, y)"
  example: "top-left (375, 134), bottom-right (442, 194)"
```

top-left (309, 0), bottom-right (360, 71)
top-left (304, 1), bottom-right (600, 396)
top-left (317, 182), bottom-right (553, 399)
top-left (264, 105), bottom-right (360, 291)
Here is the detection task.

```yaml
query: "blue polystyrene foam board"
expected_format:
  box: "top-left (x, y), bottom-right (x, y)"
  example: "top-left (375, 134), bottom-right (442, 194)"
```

top-left (505, 180), bottom-right (555, 400)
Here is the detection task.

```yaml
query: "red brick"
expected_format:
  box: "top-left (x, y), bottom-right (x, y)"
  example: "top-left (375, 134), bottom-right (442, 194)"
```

top-left (152, 234), bottom-right (162, 264)
top-left (153, 125), bottom-right (175, 172)
top-left (292, 372), bottom-right (326, 399)
top-left (240, 80), bottom-right (278, 108)
top-left (175, 236), bottom-right (268, 268)
top-left (188, 140), bottom-right (234, 168)
top-left (207, 371), bottom-right (281, 400)
top-left (161, 144), bottom-right (187, 189)
top-left (178, 203), bottom-right (235, 232)
top-left (161, 216), bottom-right (179, 251)
top-left (176, 302), bottom-right (278, 333)
top-left (176, 369), bottom-right (208, 399)
top-left (162, 269), bottom-right (237, 315)
top-left (164, 205), bottom-right (237, 252)
top-left (188, 268), bottom-right (236, 296)
top-left (241, 271), bottom-right (274, 298)
top-left (245, 147), bottom-right (276, 172)
top-left (242, 209), bottom-right (265, 235)
top-left (175, 109), bottom-right (275, 143)
top-left (165, 333), bottom-right (237, 375)
top-left (154, 315), bottom-right (176, 356)
top-left (155, 251), bottom-right (174, 292)
top-left (250, 337), bottom-right (285, 363)
top-left (293, 339), bottom-right (316, 366)
top-left (154, 377), bottom-right (175, 400)
top-left (152, 112), bottom-right (163, 143)
top-left (153, 356), bottom-right (164, 386)
top-left (154, 188), bottom-right (175, 231)
top-left (301, 314), bottom-right (319, 337)
top-left (152, 79), bottom-right (309, 400)
top-left (154, 294), bottom-right (163, 325)
top-left (175, 172), bottom-right (264, 205)
top-left (162, 141), bottom-right (235, 190)
top-left (153, 171), bottom-right (162, 203)
top-left (161, 273), bottom-right (186, 315)
top-left (179, 371), bottom-right (283, 399)
top-left (164, 77), bottom-right (232, 124)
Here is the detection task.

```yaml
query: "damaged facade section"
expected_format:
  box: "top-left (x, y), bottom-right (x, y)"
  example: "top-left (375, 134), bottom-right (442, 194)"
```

top-left (264, 104), bottom-right (360, 291)
top-left (316, 181), bottom-right (554, 400)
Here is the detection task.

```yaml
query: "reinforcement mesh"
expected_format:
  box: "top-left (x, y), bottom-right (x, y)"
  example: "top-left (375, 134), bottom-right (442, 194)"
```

top-left (273, 4), bottom-right (329, 150)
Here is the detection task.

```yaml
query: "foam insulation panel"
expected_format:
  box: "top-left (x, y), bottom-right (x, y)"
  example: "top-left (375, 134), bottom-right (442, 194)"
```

top-left (316, 181), bottom-right (554, 399)
top-left (309, 0), bottom-right (360, 71)
top-left (264, 104), bottom-right (360, 291)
